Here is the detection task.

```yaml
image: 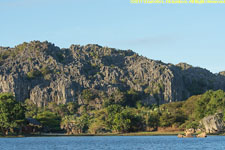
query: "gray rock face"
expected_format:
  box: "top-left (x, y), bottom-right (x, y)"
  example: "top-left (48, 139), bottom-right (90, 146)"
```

top-left (200, 113), bottom-right (224, 133)
top-left (0, 41), bottom-right (225, 107)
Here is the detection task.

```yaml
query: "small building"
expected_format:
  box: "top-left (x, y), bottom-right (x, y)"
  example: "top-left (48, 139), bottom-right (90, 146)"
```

top-left (22, 118), bottom-right (42, 134)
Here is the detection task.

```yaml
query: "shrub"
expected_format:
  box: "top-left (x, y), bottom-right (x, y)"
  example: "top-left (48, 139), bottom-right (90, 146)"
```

top-left (40, 66), bottom-right (51, 76)
top-left (27, 69), bottom-right (42, 79)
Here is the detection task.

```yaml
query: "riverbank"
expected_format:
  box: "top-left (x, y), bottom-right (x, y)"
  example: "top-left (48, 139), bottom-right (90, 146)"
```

top-left (27, 131), bottom-right (186, 137)
top-left (0, 131), bottom-right (185, 137)
top-left (1, 131), bottom-right (224, 138)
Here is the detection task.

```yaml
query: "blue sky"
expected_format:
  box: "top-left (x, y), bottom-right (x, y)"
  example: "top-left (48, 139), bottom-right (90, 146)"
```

top-left (0, 0), bottom-right (224, 73)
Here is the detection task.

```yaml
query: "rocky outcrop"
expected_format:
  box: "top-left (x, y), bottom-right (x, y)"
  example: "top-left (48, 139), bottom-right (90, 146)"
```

top-left (219, 71), bottom-right (225, 76)
top-left (200, 113), bottom-right (225, 133)
top-left (196, 132), bottom-right (207, 138)
top-left (178, 129), bottom-right (207, 138)
top-left (0, 41), bottom-right (225, 107)
top-left (177, 134), bottom-right (184, 138)
top-left (177, 129), bottom-right (195, 138)
top-left (184, 128), bottom-right (195, 138)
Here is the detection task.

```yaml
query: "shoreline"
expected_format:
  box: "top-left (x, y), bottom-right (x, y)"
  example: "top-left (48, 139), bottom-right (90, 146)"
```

top-left (1, 131), bottom-right (224, 138)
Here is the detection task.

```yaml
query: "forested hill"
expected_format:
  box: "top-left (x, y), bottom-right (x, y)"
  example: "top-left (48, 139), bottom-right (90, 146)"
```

top-left (0, 41), bottom-right (224, 108)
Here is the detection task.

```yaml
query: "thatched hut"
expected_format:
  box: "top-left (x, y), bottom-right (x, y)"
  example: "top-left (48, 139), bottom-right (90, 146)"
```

top-left (22, 118), bottom-right (41, 134)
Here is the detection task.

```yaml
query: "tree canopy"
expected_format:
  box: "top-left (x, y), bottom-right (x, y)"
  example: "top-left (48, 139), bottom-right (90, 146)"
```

top-left (0, 93), bottom-right (25, 135)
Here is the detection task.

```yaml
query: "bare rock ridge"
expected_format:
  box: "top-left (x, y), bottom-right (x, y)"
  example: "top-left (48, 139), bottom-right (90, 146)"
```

top-left (219, 71), bottom-right (225, 76)
top-left (0, 41), bottom-right (224, 107)
top-left (200, 113), bottom-right (225, 133)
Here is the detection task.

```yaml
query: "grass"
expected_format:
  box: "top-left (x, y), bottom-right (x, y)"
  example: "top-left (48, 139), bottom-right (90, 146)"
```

top-left (119, 131), bottom-right (184, 136)
top-left (6, 131), bottom-right (185, 137)
top-left (0, 135), bottom-right (25, 138)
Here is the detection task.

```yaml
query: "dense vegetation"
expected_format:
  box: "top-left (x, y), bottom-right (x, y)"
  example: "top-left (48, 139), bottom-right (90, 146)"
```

top-left (0, 93), bottom-right (25, 135)
top-left (0, 90), bottom-right (224, 135)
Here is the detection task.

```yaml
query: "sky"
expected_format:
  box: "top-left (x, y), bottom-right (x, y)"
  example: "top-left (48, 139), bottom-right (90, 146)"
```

top-left (0, 0), bottom-right (225, 73)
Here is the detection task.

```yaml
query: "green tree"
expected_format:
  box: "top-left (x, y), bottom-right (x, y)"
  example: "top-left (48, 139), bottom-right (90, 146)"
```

top-left (0, 93), bottom-right (25, 135)
top-left (195, 90), bottom-right (225, 119)
top-left (146, 111), bottom-right (160, 131)
top-left (125, 89), bottom-right (140, 107)
top-left (112, 108), bottom-right (143, 133)
top-left (67, 102), bottom-right (79, 115)
top-left (81, 89), bottom-right (95, 105)
top-left (35, 111), bottom-right (61, 131)
top-left (88, 109), bottom-right (108, 134)
top-left (223, 111), bottom-right (225, 122)
top-left (159, 112), bottom-right (175, 127)
top-left (113, 90), bottom-right (126, 105)
top-left (112, 111), bottom-right (131, 133)
top-left (24, 99), bottom-right (38, 118)
top-left (61, 113), bottom-right (90, 134)
top-left (106, 104), bottom-right (123, 129)
top-left (106, 105), bottom-right (144, 133)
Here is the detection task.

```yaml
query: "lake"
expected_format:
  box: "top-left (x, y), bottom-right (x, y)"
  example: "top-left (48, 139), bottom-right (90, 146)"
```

top-left (0, 136), bottom-right (224, 150)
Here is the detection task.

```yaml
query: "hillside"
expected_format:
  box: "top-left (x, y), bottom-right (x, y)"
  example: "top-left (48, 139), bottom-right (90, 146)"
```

top-left (159, 90), bottom-right (225, 133)
top-left (0, 41), bottom-right (224, 108)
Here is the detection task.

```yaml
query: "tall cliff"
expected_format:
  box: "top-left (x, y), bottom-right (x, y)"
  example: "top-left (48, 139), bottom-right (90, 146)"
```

top-left (0, 41), bottom-right (224, 107)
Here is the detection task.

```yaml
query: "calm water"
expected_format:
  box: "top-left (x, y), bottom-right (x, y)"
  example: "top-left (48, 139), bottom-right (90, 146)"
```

top-left (0, 136), bottom-right (224, 150)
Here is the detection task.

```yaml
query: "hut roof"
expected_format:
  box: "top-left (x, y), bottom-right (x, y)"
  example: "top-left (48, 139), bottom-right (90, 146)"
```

top-left (26, 118), bottom-right (41, 126)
